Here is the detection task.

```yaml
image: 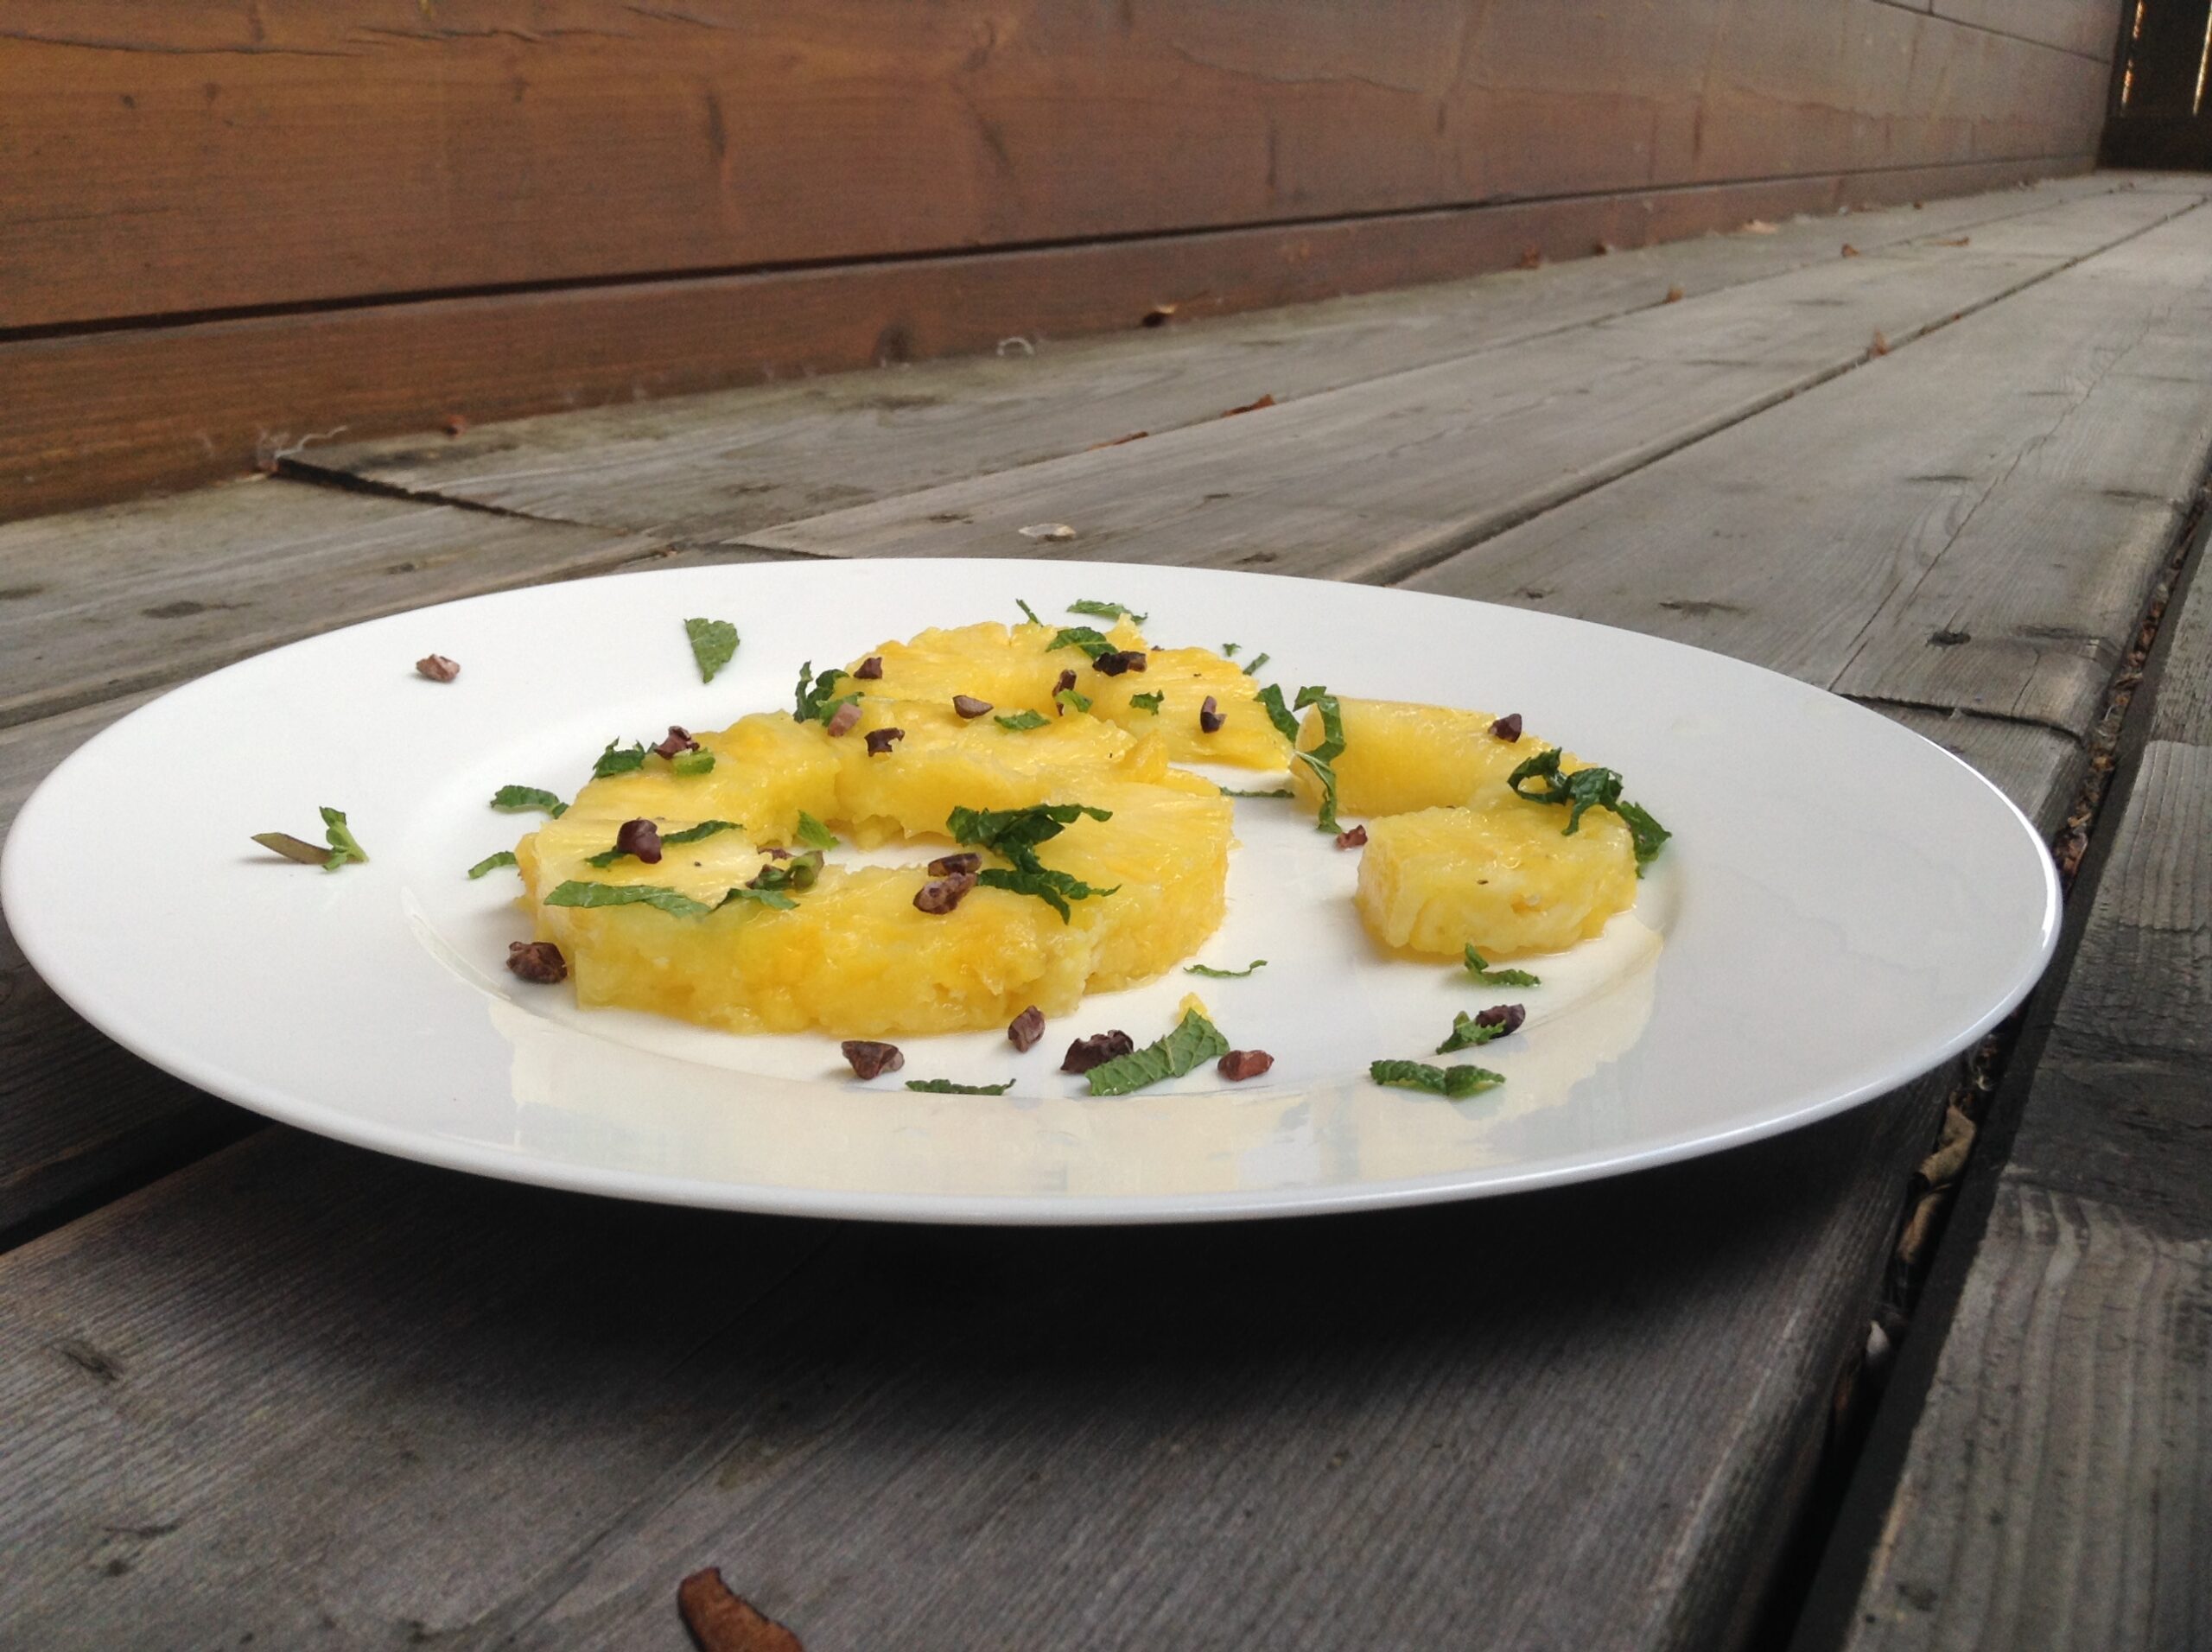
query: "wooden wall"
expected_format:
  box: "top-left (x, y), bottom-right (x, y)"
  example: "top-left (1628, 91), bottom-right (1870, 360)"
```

top-left (1, 0), bottom-right (2123, 520)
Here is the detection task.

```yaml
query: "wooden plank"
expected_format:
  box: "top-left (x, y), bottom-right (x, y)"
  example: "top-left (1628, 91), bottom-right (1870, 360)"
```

top-left (1929, 0), bottom-right (2123, 59)
top-left (1402, 200), bottom-right (2212, 737)
top-left (0, 157), bottom-right (2101, 528)
top-left (0, 0), bottom-right (2110, 332)
top-left (0, 476), bottom-right (682, 731)
top-left (0, 1071), bottom-right (1953, 1648)
top-left (1869, 707), bottom-right (2082, 836)
top-left (298, 177), bottom-right (2133, 540)
top-left (747, 188), bottom-right (2205, 600)
top-left (2148, 553), bottom-right (2212, 748)
top-left (1840, 1181), bottom-right (2211, 1651)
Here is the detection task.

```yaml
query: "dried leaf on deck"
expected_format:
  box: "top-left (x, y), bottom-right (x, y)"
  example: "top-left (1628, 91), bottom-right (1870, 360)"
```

top-left (1869, 330), bottom-right (1891, 357)
top-left (1088, 430), bottom-right (1149, 449)
top-left (1662, 285), bottom-right (1685, 304)
top-left (1933, 236), bottom-right (1970, 247)
top-left (1141, 303), bottom-right (1177, 327)
top-left (1517, 245), bottom-right (1542, 269)
top-left (678, 1568), bottom-right (804, 1652)
top-left (1840, 243), bottom-right (1860, 257)
top-left (1017, 523), bottom-right (1077, 541)
top-left (1219, 394), bottom-right (1275, 418)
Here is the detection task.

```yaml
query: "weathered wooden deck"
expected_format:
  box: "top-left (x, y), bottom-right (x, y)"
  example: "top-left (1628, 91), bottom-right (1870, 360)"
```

top-left (3, 172), bottom-right (2209, 1649)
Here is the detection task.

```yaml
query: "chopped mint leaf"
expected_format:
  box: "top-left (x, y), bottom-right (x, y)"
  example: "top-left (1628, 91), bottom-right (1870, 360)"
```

top-left (1614, 799), bottom-right (1672, 873)
top-left (1046, 626), bottom-right (1116, 662)
top-left (593, 740), bottom-right (648, 779)
top-left (251, 832), bottom-right (328, 866)
top-left (948, 802), bottom-right (1114, 920)
top-left (671, 747), bottom-right (716, 778)
top-left (1292, 686), bottom-right (1347, 834)
top-left (717, 886), bottom-right (798, 911)
top-left (1016, 598), bottom-right (1043, 626)
top-left (1055, 686), bottom-right (1092, 715)
top-left (1068, 599), bottom-right (1147, 625)
top-left (543, 880), bottom-right (709, 917)
top-left (745, 848), bottom-right (823, 897)
top-left (1254, 683), bottom-right (1300, 745)
top-left (995, 709), bottom-right (1050, 732)
top-left (1243, 651), bottom-right (1270, 676)
top-left (467, 850), bottom-right (520, 880)
top-left (1436, 1010), bottom-right (1517, 1054)
top-left (1508, 749), bottom-right (1668, 862)
top-left (1222, 642), bottom-right (1241, 658)
top-left (1128, 690), bottom-right (1164, 714)
top-left (1222, 786), bottom-right (1294, 798)
top-left (1185, 959), bottom-right (1266, 979)
top-left (1370, 1059), bottom-right (1504, 1098)
top-left (1085, 1008), bottom-right (1231, 1096)
top-left (977, 865), bottom-right (1117, 923)
top-left (1464, 946), bottom-right (1541, 988)
top-left (492, 785), bottom-right (567, 817)
top-left (683, 617), bottom-right (739, 683)
top-left (793, 812), bottom-right (838, 850)
top-left (317, 806), bottom-right (368, 870)
top-left (905, 1077), bottom-right (1017, 1095)
top-left (793, 662), bottom-right (858, 725)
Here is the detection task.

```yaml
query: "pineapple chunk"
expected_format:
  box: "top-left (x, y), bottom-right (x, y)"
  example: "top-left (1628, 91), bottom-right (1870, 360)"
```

top-left (1288, 697), bottom-right (1540, 816)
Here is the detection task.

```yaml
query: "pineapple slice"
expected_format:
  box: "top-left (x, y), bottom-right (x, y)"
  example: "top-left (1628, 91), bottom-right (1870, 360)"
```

top-left (1287, 696), bottom-right (1537, 816)
top-left (1356, 797), bottom-right (1639, 960)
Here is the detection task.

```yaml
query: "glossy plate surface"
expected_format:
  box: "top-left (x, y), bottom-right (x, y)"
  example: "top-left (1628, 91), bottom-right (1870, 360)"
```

top-left (3, 561), bottom-right (2059, 1223)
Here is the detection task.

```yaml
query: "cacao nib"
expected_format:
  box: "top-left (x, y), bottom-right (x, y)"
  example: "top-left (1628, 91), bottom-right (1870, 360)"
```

top-left (927, 852), bottom-right (982, 877)
top-left (1198, 696), bottom-right (1225, 734)
top-left (1061, 1030), bottom-right (1136, 1074)
top-left (415, 653), bottom-right (461, 683)
top-left (505, 941), bottom-right (568, 984)
top-left (855, 655), bottom-right (885, 680)
top-left (614, 817), bottom-right (664, 864)
top-left (1491, 713), bottom-right (1523, 742)
top-left (652, 725), bottom-right (699, 759)
top-left (1217, 1049), bottom-right (1274, 1082)
top-left (1007, 1005), bottom-right (1046, 1052)
top-left (824, 701), bottom-right (862, 738)
top-left (1053, 669), bottom-right (1077, 696)
top-left (865, 726), bottom-right (905, 755)
top-left (913, 870), bottom-right (977, 913)
top-left (1334, 825), bottom-right (1368, 849)
top-left (1474, 1003), bottom-right (1526, 1038)
top-left (1093, 650), bottom-right (1148, 676)
top-left (952, 695), bottom-right (993, 720)
top-left (842, 1039), bottom-right (905, 1080)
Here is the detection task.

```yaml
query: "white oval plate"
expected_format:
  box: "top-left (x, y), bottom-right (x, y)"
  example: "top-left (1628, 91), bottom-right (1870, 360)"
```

top-left (3, 560), bottom-right (2057, 1223)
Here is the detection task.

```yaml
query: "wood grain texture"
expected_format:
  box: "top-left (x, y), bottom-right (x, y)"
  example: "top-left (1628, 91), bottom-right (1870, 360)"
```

top-left (0, 0), bottom-right (2113, 332)
top-left (1840, 1181), bottom-right (2212, 1652)
top-left (748, 188), bottom-right (2202, 598)
top-left (2148, 543), bottom-right (2212, 748)
top-left (0, 157), bottom-right (2098, 527)
top-left (1406, 199), bottom-right (2212, 736)
top-left (0, 1075), bottom-right (1950, 1649)
top-left (298, 177), bottom-right (2133, 540)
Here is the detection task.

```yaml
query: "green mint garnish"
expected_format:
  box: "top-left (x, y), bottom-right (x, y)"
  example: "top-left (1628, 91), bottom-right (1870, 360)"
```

top-left (1254, 683), bottom-right (1300, 744)
top-left (1055, 686), bottom-right (1093, 715)
top-left (743, 849), bottom-right (823, 898)
top-left (1068, 599), bottom-right (1148, 625)
top-left (793, 662), bottom-right (859, 725)
top-left (491, 785), bottom-right (567, 817)
top-left (947, 802), bottom-right (1116, 921)
top-left (683, 617), bottom-right (740, 683)
top-left (1370, 1059), bottom-right (1504, 1098)
top-left (905, 1077), bottom-right (1017, 1095)
top-left (1507, 750), bottom-right (1669, 870)
top-left (995, 709), bottom-right (1050, 732)
top-left (1046, 626), bottom-right (1116, 662)
top-left (314, 807), bottom-right (368, 870)
top-left (467, 850), bottom-right (520, 880)
top-left (717, 886), bottom-right (798, 911)
top-left (593, 740), bottom-right (648, 779)
top-left (1292, 685), bottom-right (1346, 834)
top-left (977, 865), bottom-right (1117, 921)
top-left (1085, 1009), bottom-right (1231, 1096)
top-left (543, 880), bottom-right (710, 917)
top-left (1128, 690), bottom-right (1164, 714)
top-left (1437, 1011), bottom-right (1516, 1053)
top-left (1222, 786), bottom-right (1294, 798)
top-left (1464, 946), bottom-right (1541, 988)
top-left (793, 812), bottom-right (838, 850)
top-left (1222, 642), bottom-right (1241, 658)
top-left (671, 747), bottom-right (716, 777)
top-left (1016, 599), bottom-right (1043, 625)
top-left (1612, 799), bottom-right (1673, 872)
top-left (1185, 959), bottom-right (1266, 978)
top-left (1243, 652), bottom-right (1270, 676)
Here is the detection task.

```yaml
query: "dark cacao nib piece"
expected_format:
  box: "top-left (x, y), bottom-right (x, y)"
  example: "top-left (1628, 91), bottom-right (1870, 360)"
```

top-left (913, 870), bottom-right (978, 914)
top-left (1198, 696), bottom-right (1225, 734)
top-left (1491, 713), bottom-right (1523, 743)
top-left (415, 653), bottom-right (460, 683)
top-left (1008, 1005), bottom-right (1046, 1052)
top-left (1061, 1030), bottom-right (1136, 1074)
top-left (824, 701), bottom-right (862, 738)
top-left (927, 851), bottom-right (982, 877)
top-left (505, 941), bottom-right (568, 984)
top-left (842, 1039), bottom-right (905, 1080)
top-left (1217, 1049), bottom-right (1275, 1081)
top-left (1093, 650), bottom-right (1148, 676)
top-left (1474, 1003), bottom-right (1526, 1038)
top-left (952, 695), bottom-right (993, 720)
top-left (652, 725), bottom-right (698, 759)
top-left (864, 726), bottom-right (905, 755)
top-left (1053, 669), bottom-right (1077, 696)
top-left (855, 655), bottom-right (885, 680)
top-left (614, 818), bottom-right (664, 864)
top-left (1334, 825), bottom-right (1368, 849)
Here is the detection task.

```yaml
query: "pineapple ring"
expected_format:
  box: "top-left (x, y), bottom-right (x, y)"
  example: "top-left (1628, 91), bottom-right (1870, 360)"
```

top-left (1289, 697), bottom-right (1641, 960)
top-left (516, 692), bottom-right (1236, 1039)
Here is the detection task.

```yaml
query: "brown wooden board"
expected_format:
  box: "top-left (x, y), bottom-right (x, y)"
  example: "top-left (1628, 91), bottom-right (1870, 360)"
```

top-left (0, 158), bottom-right (2096, 526)
top-left (296, 177), bottom-right (2133, 541)
top-left (0, 0), bottom-right (2113, 332)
